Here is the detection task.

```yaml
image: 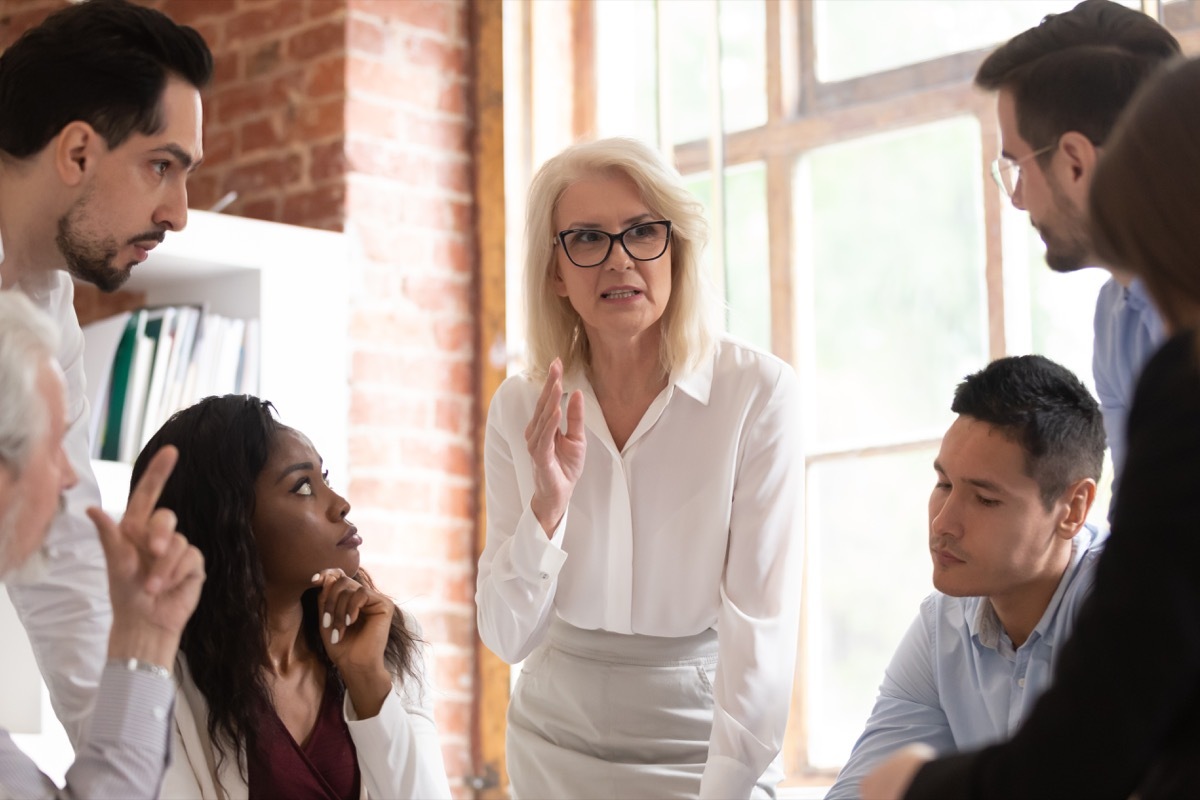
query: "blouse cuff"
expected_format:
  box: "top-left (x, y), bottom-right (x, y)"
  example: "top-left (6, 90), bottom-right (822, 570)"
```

top-left (699, 755), bottom-right (757, 800)
top-left (510, 505), bottom-right (569, 583)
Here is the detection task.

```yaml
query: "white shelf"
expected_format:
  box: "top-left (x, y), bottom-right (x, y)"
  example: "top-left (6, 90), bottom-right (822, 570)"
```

top-left (87, 209), bottom-right (351, 491)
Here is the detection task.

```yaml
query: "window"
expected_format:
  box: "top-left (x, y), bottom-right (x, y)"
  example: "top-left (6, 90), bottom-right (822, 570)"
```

top-left (495, 0), bottom-right (1200, 790)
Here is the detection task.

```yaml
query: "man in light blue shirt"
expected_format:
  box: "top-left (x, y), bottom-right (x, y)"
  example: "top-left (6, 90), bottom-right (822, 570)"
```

top-left (973, 0), bottom-right (1177, 499)
top-left (826, 355), bottom-right (1107, 799)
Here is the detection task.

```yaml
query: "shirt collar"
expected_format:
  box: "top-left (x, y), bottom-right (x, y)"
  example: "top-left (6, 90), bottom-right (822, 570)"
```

top-left (560, 348), bottom-right (716, 406)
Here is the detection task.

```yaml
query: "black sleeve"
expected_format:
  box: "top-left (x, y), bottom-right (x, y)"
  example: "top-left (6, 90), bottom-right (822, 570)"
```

top-left (906, 332), bottom-right (1200, 800)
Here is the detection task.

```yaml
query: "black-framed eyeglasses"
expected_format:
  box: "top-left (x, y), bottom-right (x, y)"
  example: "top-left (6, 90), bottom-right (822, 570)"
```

top-left (990, 141), bottom-right (1058, 199)
top-left (554, 220), bottom-right (672, 268)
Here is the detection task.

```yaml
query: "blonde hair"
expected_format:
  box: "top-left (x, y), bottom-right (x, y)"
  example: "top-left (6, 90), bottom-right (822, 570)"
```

top-left (522, 137), bottom-right (721, 379)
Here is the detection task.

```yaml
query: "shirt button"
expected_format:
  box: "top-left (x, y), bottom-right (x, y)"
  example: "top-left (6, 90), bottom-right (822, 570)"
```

top-left (1017, 678), bottom-right (1026, 688)
top-left (152, 706), bottom-right (167, 721)
top-left (539, 572), bottom-right (549, 580)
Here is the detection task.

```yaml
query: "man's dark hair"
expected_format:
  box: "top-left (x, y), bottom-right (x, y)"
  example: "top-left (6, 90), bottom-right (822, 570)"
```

top-left (975, 0), bottom-right (1180, 156)
top-left (0, 0), bottom-right (213, 159)
top-left (952, 355), bottom-right (1105, 509)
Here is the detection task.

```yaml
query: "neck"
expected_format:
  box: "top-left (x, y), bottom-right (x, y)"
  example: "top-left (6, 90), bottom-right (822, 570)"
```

top-left (989, 547), bottom-right (1071, 649)
top-left (0, 159), bottom-right (65, 289)
top-left (263, 590), bottom-right (312, 676)
top-left (586, 329), bottom-right (665, 399)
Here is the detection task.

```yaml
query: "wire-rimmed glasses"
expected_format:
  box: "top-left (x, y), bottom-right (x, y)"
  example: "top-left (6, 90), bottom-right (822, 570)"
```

top-left (555, 220), bottom-right (672, 268)
top-left (990, 142), bottom-right (1058, 199)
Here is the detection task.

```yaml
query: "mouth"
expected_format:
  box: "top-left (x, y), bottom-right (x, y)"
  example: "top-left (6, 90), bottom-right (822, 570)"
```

top-left (932, 548), bottom-right (965, 566)
top-left (601, 288), bottom-right (642, 300)
top-left (337, 525), bottom-right (362, 548)
top-left (130, 237), bottom-right (164, 264)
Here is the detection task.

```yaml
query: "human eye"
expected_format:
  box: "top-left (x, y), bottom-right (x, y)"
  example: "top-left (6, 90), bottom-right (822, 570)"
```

top-left (627, 223), bottom-right (660, 241)
top-left (291, 477), bottom-right (314, 496)
top-left (933, 480), bottom-right (951, 492)
top-left (976, 495), bottom-right (1001, 508)
top-left (322, 469), bottom-right (332, 488)
top-left (568, 230), bottom-right (604, 246)
top-left (151, 160), bottom-right (171, 177)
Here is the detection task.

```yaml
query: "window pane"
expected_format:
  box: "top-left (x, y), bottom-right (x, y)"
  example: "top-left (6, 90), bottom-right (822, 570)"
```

top-left (814, 0), bottom-right (1140, 83)
top-left (684, 163), bottom-right (772, 351)
top-left (794, 117), bottom-right (988, 452)
top-left (594, 0), bottom-right (659, 143)
top-left (804, 447), bottom-right (939, 768)
top-left (718, 0), bottom-right (767, 134)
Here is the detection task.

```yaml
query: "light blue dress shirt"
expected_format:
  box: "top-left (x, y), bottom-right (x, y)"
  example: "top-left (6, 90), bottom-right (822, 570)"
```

top-left (1093, 276), bottom-right (1165, 493)
top-left (825, 525), bottom-right (1106, 800)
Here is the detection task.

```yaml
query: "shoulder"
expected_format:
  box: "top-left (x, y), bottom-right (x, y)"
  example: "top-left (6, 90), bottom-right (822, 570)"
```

top-left (711, 335), bottom-right (797, 393)
top-left (488, 370), bottom-right (543, 425)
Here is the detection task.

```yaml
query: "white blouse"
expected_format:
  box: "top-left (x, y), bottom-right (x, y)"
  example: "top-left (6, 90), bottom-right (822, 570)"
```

top-left (477, 336), bottom-right (804, 799)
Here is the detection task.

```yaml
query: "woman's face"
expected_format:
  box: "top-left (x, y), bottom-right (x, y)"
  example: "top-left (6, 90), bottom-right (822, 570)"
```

top-left (551, 171), bottom-right (673, 348)
top-left (251, 427), bottom-right (360, 591)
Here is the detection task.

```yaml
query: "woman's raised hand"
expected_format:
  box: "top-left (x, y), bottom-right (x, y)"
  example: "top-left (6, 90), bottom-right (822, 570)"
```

top-left (525, 358), bottom-right (586, 536)
top-left (312, 568), bottom-right (394, 718)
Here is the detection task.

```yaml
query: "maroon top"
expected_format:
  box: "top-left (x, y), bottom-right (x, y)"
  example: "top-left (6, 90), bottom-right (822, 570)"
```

top-left (248, 676), bottom-right (361, 800)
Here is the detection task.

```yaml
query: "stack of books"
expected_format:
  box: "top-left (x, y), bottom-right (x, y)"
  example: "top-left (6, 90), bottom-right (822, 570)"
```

top-left (83, 306), bottom-right (261, 463)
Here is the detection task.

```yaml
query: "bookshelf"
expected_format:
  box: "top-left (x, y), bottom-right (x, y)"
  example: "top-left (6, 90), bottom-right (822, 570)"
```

top-left (87, 209), bottom-right (351, 514)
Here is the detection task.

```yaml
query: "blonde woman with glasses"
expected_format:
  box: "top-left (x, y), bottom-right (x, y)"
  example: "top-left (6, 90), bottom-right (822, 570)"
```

top-left (476, 137), bottom-right (803, 799)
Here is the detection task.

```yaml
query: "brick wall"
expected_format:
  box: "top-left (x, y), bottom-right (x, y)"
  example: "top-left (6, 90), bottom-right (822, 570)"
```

top-left (0, 0), bottom-right (478, 795)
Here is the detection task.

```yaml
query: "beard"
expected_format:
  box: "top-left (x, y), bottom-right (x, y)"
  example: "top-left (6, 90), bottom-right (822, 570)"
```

top-left (55, 191), bottom-right (146, 293)
top-left (1039, 179), bottom-right (1093, 274)
top-left (0, 494), bottom-right (48, 586)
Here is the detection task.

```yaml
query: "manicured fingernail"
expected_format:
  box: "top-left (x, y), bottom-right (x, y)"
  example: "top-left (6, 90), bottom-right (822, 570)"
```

top-left (346, 614), bottom-right (352, 626)
top-left (311, 573), bottom-right (321, 582)
top-left (322, 612), bottom-right (331, 629)
top-left (330, 629), bottom-right (340, 644)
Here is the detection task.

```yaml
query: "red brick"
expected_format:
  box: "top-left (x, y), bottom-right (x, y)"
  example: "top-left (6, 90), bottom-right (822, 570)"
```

top-left (348, 392), bottom-right (433, 428)
top-left (410, 609), bottom-right (474, 647)
top-left (212, 50), bottom-right (241, 85)
top-left (350, 352), bottom-right (474, 396)
top-left (434, 319), bottom-right (474, 355)
top-left (287, 18), bottom-right (346, 60)
top-left (240, 196), bottom-right (280, 222)
top-left (188, 19), bottom-right (224, 53)
top-left (408, 34), bottom-right (467, 74)
top-left (239, 117), bottom-right (281, 155)
top-left (245, 40), bottom-right (281, 79)
top-left (282, 183), bottom-right (346, 227)
top-left (223, 153), bottom-right (303, 195)
top-left (434, 698), bottom-right (471, 735)
top-left (347, 15), bottom-right (385, 57)
top-left (295, 97), bottom-right (345, 141)
top-left (225, 2), bottom-right (305, 43)
top-left (403, 272), bottom-right (472, 316)
top-left (377, 0), bottom-right (461, 39)
top-left (310, 139), bottom-right (346, 183)
top-left (306, 55), bottom-right (346, 98)
top-left (344, 140), bottom-right (471, 194)
top-left (436, 398), bottom-right (471, 437)
top-left (202, 127), bottom-right (237, 166)
top-left (185, 173), bottom-right (220, 213)
top-left (159, 0), bottom-right (236, 27)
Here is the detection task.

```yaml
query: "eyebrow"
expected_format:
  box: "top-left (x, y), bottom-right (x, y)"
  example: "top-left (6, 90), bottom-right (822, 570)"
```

top-left (563, 213), bottom-right (655, 230)
top-left (933, 461), bottom-right (1009, 495)
top-left (153, 143), bottom-right (204, 172)
top-left (274, 461), bottom-right (315, 484)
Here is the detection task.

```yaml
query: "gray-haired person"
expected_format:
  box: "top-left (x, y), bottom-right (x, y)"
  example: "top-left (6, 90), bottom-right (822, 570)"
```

top-left (0, 291), bottom-right (206, 798)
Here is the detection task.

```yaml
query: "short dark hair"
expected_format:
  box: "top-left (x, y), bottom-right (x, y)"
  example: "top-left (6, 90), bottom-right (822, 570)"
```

top-left (951, 355), bottom-right (1105, 509)
top-left (0, 0), bottom-right (213, 159)
top-left (975, 0), bottom-right (1179, 154)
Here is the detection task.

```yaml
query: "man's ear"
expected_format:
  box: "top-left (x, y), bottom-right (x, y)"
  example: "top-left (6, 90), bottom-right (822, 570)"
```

top-left (1053, 131), bottom-right (1099, 202)
top-left (1055, 477), bottom-right (1097, 540)
top-left (52, 121), bottom-right (102, 187)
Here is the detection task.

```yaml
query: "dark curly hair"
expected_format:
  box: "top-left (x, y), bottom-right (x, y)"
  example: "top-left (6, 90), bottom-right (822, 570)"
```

top-left (131, 394), bottom-right (421, 778)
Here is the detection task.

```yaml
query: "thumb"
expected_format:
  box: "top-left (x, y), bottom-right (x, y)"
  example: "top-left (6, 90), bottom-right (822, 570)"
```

top-left (565, 389), bottom-right (586, 440)
top-left (86, 506), bottom-right (122, 559)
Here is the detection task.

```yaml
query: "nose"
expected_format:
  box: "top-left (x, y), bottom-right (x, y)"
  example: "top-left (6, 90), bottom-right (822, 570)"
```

top-left (153, 180), bottom-right (189, 232)
top-left (928, 488), bottom-right (962, 539)
top-left (1010, 178), bottom-right (1026, 211)
top-left (328, 490), bottom-right (350, 522)
top-left (604, 238), bottom-right (635, 270)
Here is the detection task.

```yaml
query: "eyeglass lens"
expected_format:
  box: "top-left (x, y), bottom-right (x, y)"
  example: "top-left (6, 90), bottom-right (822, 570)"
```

top-left (562, 221), bottom-right (670, 267)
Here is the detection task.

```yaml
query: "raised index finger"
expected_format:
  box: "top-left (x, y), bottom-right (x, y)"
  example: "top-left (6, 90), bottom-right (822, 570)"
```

top-left (124, 445), bottom-right (179, 530)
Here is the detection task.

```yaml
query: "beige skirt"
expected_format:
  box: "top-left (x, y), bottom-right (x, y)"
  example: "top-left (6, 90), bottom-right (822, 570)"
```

top-left (506, 618), bottom-right (781, 800)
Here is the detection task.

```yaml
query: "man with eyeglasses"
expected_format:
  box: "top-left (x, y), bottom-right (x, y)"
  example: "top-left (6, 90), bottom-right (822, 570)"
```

top-left (976, 0), bottom-right (1178, 499)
